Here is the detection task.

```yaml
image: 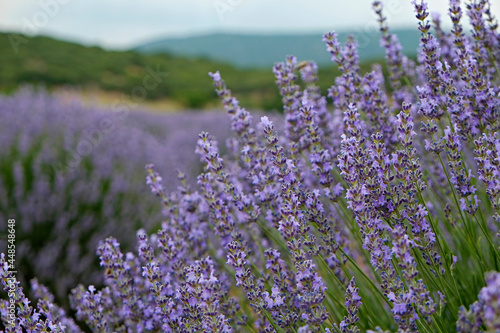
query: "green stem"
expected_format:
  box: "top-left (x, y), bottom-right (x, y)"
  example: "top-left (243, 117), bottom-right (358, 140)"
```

top-left (337, 247), bottom-right (390, 306)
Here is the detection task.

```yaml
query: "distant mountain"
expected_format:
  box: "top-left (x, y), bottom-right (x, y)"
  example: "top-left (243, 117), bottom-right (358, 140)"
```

top-left (134, 30), bottom-right (421, 68)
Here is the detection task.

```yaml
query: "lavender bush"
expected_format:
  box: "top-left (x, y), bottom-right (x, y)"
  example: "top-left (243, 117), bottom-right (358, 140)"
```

top-left (1, 0), bottom-right (500, 331)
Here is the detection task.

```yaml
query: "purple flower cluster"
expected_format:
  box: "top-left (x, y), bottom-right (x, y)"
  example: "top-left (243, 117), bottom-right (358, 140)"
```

top-left (2, 0), bottom-right (500, 332)
top-left (0, 253), bottom-right (80, 332)
top-left (457, 271), bottom-right (500, 332)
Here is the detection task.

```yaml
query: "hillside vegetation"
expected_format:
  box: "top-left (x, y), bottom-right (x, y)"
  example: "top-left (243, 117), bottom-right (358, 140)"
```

top-left (0, 32), bottom-right (387, 110)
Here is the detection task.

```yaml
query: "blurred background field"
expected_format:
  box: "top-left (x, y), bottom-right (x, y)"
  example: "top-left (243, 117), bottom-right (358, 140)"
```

top-left (0, 87), bottom-right (238, 306)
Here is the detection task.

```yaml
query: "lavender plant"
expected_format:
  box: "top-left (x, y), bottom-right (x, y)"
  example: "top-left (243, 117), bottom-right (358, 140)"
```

top-left (1, 0), bottom-right (500, 332)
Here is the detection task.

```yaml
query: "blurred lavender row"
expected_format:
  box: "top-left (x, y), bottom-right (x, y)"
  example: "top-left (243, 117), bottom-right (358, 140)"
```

top-left (0, 87), bottom-right (268, 304)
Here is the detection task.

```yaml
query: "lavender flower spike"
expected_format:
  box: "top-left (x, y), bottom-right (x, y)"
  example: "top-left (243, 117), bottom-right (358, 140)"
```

top-left (146, 164), bottom-right (165, 197)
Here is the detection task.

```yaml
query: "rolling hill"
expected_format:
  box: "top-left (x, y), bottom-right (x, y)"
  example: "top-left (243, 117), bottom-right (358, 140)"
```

top-left (0, 30), bottom-right (416, 111)
top-left (0, 32), bottom-right (282, 110)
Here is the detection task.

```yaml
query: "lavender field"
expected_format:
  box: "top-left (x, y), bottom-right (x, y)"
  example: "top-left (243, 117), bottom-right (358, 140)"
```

top-left (1, 0), bottom-right (500, 332)
top-left (0, 88), bottom-right (239, 305)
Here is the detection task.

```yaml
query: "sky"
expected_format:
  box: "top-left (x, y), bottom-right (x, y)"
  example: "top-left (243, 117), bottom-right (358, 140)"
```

top-left (0, 0), bottom-right (499, 50)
